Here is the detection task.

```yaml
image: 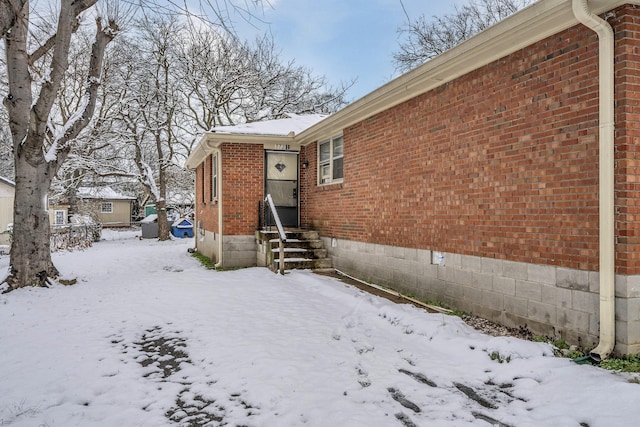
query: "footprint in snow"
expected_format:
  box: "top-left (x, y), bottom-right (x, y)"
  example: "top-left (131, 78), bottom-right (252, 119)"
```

top-left (355, 365), bottom-right (371, 388)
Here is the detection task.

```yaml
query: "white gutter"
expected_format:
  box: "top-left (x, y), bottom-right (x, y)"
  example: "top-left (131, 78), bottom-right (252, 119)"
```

top-left (571, 0), bottom-right (615, 360)
top-left (185, 138), bottom-right (208, 170)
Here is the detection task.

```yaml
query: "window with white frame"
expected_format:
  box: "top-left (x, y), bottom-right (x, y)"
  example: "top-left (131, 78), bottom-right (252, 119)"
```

top-left (318, 135), bottom-right (343, 184)
top-left (101, 202), bottom-right (113, 213)
top-left (54, 210), bottom-right (66, 225)
top-left (211, 154), bottom-right (218, 201)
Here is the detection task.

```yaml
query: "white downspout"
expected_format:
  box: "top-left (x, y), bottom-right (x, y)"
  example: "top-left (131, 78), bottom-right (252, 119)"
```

top-left (571, 0), bottom-right (615, 360)
top-left (215, 148), bottom-right (224, 269)
top-left (205, 145), bottom-right (223, 269)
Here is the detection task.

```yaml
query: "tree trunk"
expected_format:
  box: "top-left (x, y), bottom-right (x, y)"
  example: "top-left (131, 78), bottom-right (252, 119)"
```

top-left (156, 198), bottom-right (170, 241)
top-left (1, 2), bottom-right (117, 290)
top-left (8, 157), bottom-right (57, 289)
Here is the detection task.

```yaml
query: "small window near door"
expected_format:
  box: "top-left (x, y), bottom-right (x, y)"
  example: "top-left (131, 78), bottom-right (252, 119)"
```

top-left (101, 202), bottom-right (113, 213)
top-left (318, 135), bottom-right (343, 185)
top-left (54, 210), bottom-right (66, 225)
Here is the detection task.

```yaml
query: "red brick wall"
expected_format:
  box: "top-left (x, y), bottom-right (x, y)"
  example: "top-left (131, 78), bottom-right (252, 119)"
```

top-left (195, 144), bottom-right (264, 236)
top-left (221, 143), bottom-right (264, 235)
top-left (614, 5), bottom-right (640, 274)
top-left (301, 6), bottom-right (640, 274)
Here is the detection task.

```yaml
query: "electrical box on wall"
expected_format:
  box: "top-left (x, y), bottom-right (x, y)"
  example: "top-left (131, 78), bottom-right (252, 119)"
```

top-left (431, 251), bottom-right (445, 266)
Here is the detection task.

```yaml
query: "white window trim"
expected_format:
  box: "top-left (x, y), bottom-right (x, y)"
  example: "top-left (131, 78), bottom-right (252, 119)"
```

top-left (101, 202), bottom-right (113, 214)
top-left (54, 210), bottom-right (66, 225)
top-left (318, 135), bottom-right (343, 185)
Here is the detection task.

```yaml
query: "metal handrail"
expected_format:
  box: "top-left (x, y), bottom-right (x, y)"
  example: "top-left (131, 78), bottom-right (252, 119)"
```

top-left (264, 194), bottom-right (286, 274)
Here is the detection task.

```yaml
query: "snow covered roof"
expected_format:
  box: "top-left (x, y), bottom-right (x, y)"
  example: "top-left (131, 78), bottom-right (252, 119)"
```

top-left (141, 214), bottom-right (157, 224)
top-left (210, 113), bottom-right (329, 137)
top-left (77, 186), bottom-right (136, 201)
top-left (0, 176), bottom-right (15, 187)
top-left (172, 218), bottom-right (193, 228)
top-left (185, 113), bottom-right (329, 169)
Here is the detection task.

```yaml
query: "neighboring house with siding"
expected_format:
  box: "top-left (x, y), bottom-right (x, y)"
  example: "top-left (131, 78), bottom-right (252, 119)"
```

top-left (73, 187), bottom-right (136, 228)
top-left (186, 0), bottom-right (640, 356)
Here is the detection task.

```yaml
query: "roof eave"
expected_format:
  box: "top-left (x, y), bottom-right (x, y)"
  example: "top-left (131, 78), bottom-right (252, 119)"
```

top-left (185, 132), bottom-right (296, 170)
top-left (297, 0), bottom-right (632, 145)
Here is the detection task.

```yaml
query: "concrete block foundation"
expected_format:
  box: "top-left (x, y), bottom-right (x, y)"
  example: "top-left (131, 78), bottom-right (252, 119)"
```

top-left (325, 237), bottom-right (640, 356)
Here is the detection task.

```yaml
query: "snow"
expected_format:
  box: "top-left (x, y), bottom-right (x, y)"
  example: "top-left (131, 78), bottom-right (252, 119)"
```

top-left (1, 232), bottom-right (639, 426)
top-left (140, 161), bottom-right (161, 201)
top-left (77, 186), bottom-right (136, 200)
top-left (140, 214), bottom-right (157, 224)
top-left (45, 94), bottom-right (91, 163)
top-left (210, 113), bottom-right (329, 136)
top-left (69, 214), bottom-right (97, 225)
top-left (171, 218), bottom-right (192, 228)
top-left (167, 192), bottom-right (194, 206)
top-left (0, 176), bottom-right (15, 187)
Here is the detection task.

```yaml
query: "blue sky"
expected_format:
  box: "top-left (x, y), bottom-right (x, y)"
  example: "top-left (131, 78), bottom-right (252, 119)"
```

top-left (230, 0), bottom-right (462, 102)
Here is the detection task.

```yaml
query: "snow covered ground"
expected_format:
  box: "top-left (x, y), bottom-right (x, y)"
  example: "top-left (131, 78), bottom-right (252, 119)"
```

top-left (1, 229), bottom-right (639, 427)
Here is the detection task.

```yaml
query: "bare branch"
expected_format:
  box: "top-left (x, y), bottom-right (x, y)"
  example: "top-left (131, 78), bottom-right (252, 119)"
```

top-left (49, 16), bottom-right (119, 172)
top-left (28, 16), bottom-right (80, 66)
top-left (393, 0), bottom-right (533, 73)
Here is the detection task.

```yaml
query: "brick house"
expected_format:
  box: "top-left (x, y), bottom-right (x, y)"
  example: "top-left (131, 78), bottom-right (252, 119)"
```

top-left (186, 0), bottom-right (640, 356)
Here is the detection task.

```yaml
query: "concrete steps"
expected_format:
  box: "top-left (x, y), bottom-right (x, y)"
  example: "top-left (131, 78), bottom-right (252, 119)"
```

top-left (256, 229), bottom-right (333, 273)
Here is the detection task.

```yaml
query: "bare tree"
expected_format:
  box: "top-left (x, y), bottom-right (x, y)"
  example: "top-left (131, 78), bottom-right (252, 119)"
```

top-left (0, 55), bottom-right (12, 179)
top-left (176, 28), bottom-right (352, 152)
top-left (49, 22), bottom-right (129, 214)
top-left (0, 1), bottom-right (120, 289)
top-left (0, 108), bottom-right (13, 179)
top-left (239, 34), bottom-right (352, 121)
top-left (113, 14), bottom-right (184, 241)
top-left (165, 165), bottom-right (195, 217)
top-left (176, 28), bottom-right (255, 141)
top-left (394, 0), bottom-right (533, 73)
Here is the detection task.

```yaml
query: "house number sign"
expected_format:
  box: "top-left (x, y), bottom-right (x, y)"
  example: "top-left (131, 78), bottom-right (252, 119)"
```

top-left (274, 144), bottom-right (291, 150)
